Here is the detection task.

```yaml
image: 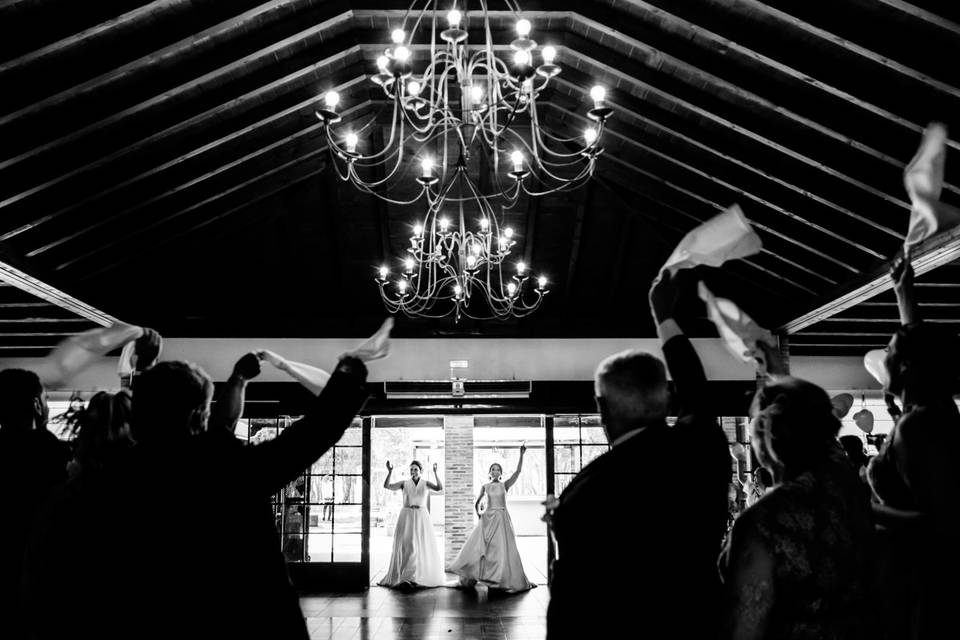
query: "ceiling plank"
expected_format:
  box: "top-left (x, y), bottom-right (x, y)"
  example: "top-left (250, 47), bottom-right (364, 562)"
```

top-left (781, 224), bottom-right (960, 333)
top-left (610, 0), bottom-right (959, 152)
top-left (0, 259), bottom-right (118, 325)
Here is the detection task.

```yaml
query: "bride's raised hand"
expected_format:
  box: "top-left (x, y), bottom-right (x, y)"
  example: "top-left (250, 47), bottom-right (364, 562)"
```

top-left (385, 460), bottom-right (393, 472)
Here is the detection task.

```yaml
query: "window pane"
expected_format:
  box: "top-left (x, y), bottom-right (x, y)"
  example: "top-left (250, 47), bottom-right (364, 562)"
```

top-left (333, 534), bottom-right (362, 562)
top-left (580, 425), bottom-right (606, 445)
top-left (554, 474), bottom-right (574, 495)
top-left (313, 450), bottom-right (333, 475)
top-left (553, 445), bottom-right (579, 473)
top-left (333, 505), bottom-right (363, 534)
top-left (334, 447), bottom-right (362, 474)
top-left (306, 474), bottom-right (333, 503)
top-left (338, 424), bottom-right (363, 446)
top-left (306, 533), bottom-right (332, 563)
top-left (334, 476), bottom-right (363, 504)
top-left (581, 445), bottom-right (608, 468)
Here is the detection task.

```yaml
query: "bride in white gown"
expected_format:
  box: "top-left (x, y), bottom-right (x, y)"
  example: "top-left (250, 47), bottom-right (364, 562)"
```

top-left (448, 445), bottom-right (535, 592)
top-left (378, 460), bottom-right (445, 588)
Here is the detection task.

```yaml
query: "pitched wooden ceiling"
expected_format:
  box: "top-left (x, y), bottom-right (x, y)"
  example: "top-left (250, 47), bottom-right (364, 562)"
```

top-left (1, 0), bottom-right (959, 359)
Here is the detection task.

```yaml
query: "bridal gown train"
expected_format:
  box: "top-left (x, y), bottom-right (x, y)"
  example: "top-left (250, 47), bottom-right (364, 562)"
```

top-left (448, 481), bottom-right (535, 592)
top-left (378, 478), bottom-right (445, 588)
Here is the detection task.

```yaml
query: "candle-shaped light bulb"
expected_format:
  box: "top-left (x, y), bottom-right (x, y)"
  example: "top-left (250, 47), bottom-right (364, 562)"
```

top-left (378, 266), bottom-right (389, 279)
top-left (517, 261), bottom-right (527, 275)
top-left (454, 284), bottom-right (463, 297)
top-left (471, 242), bottom-right (482, 256)
top-left (447, 9), bottom-right (462, 27)
top-left (510, 151), bottom-right (524, 172)
top-left (504, 227), bottom-right (514, 239)
top-left (537, 276), bottom-right (547, 289)
top-left (413, 223), bottom-right (423, 237)
top-left (507, 282), bottom-right (518, 296)
top-left (513, 49), bottom-right (531, 66)
top-left (399, 279), bottom-right (408, 294)
top-left (498, 236), bottom-right (507, 250)
top-left (404, 257), bottom-right (415, 272)
top-left (391, 28), bottom-right (406, 44)
top-left (590, 85), bottom-right (606, 107)
top-left (439, 217), bottom-right (450, 232)
top-left (324, 91), bottom-right (340, 109)
top-left (394, 46), bottom-right (411, 63)
top-left (584, 127), bottom-right (598, 145)
top-left (516, 19), bottom-right (532, 37)
top-left (376, 55), bottom-right (390, 71)
top-left (470, 85), bottom-right (484, 102)
top-left (480, 218), bottom-right (489, 231)
top-left (344, 132), bottom-right (358, 153)
top-left (421, 157), bottom-right (434, 177)
top-left (542, 45), bottom-right (557, 64)
top-left (466, 255), bottom-right (477, 269)
top-left (407, 80), bottom-right (422, 96)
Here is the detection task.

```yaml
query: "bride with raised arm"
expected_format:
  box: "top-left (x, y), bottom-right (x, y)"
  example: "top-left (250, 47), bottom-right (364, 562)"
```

top-left (378, 460), bottom-right (445, 588)
top-left (448, 445), bottom-right (535, 593)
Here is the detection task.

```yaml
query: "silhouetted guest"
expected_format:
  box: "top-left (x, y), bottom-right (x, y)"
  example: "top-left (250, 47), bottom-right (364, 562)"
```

top-left (542, 272), bottom-right (730, 638)
top-left (26, 320), bottom-right (390, 640)
top-left (720, 373), bottom-right (875, 640)
top-left (0, 369), bottom-right (69, 640)
top-left (63, 390), bottom-right (134, 478)
top-left (867, 257), bottom-right (960, 639)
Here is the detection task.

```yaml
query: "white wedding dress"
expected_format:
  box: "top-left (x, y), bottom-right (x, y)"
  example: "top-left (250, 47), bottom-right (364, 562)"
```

top-left (378, 478), bottom-right (444, 588)
top-left (447, 481), bottom-right (534, 592)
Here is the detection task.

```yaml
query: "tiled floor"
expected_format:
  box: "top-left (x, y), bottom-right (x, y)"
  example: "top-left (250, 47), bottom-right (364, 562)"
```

top-left (300, 585), bottom-right (548, 640)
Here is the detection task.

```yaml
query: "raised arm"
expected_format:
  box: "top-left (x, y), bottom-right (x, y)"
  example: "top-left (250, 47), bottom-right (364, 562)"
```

top-left (40, 324), bottom-right (147, 388)
top-left (258, 350), bottom-right (331, 395)
top-left (475, 485), bottom-right (487, 517)
top-left (383, 461), bottom-right (403, 491)
top-left (209, 353), bottom-right (260, 434)
top-left (504, 444), bottom-right (526, 491)
top-left (892, 250), bottom-right (919, 326)
top-left (426, 462), bottom-right (443, 492)
top-left (649, 271), bottom-right (711, 421)
top-left (236, 319), bottom-right (392, 495)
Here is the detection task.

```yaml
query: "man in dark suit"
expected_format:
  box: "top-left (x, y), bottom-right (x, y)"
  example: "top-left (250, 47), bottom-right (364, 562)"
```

top-left (544, 273), bottom-right (731, 638)
top-left (25, 320), bottom-right (391, 640)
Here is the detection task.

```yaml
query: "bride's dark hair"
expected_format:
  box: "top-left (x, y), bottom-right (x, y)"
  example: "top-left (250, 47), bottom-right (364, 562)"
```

top-left (488, 463), bottom-right (503, 477)
top-left (409, 460), bottom-right (423, 471)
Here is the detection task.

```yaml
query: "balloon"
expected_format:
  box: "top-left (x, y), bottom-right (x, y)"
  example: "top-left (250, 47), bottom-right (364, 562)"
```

top-left (864, 349), bottom-right (890, 387)
top-left (830, 393), bottom-right (854, 419)
top-left (853, 409), bottom-right (875, 434)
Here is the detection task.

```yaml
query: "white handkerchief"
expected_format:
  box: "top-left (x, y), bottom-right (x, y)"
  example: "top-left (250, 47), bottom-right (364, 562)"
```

top-left (904, 122), bottom-right (960, 246)
top-left (698, 282), bottom-right (775, 363)
top-left (663, 204), bottom-right (763, 274)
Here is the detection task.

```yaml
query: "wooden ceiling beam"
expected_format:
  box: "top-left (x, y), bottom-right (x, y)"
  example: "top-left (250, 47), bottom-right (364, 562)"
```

top-left (0, 259), bottom-right (117, 325)
top-left (874, 0), bottom-right (960, 36)
top-left (781, 224), bottom-right (960, 333)
top-left (0, 26), bottom-right (362, 206)
top-left (75, 164), bottom-right (330, 284)
top-left (53, 141), bottom-right (332, 273)
top-left (552, 75), bottom-right (900, 250)
top-left (608, 0), bottom-right (959, 153)
top-left (544, 103), bottom-right (856, 281)
top-left (23, 98), bottom-right (377, 260)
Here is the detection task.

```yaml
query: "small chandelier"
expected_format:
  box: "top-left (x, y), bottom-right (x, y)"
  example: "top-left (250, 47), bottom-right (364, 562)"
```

top-left (376, 151), bottom-right (548, 320)
top-left (315, 1), bottom-right (612, 319)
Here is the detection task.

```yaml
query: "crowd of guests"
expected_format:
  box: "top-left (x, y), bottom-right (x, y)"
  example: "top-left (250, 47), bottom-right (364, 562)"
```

top-left (0, 250), bottom-right (957, 640)
top-left (541, 260), bottom-right (960, 640)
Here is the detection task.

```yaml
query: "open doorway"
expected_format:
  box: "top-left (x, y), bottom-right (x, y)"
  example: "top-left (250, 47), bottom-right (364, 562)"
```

top-left (472, 415), bottom-right (549, 585)
top-left (369, 416), bottom-right (445, 585)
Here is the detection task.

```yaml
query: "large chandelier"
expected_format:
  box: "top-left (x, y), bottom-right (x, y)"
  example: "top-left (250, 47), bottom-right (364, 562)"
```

top-left (315, 1), bottom-right (612, 320)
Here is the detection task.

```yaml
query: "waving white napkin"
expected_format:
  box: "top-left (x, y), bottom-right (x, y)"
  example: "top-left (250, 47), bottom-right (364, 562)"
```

top-left (663, 204), bottom-right (763, 274)
top-left (904, 122), bottom-right (960, 246)
top-left (698, 282), bottom-right (776, 364)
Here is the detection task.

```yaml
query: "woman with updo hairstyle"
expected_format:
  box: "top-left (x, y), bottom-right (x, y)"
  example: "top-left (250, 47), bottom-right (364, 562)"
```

top-left (719, 375), bottom-right (874, 640)
top-left (64, 390), bottom-right (134, 478)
